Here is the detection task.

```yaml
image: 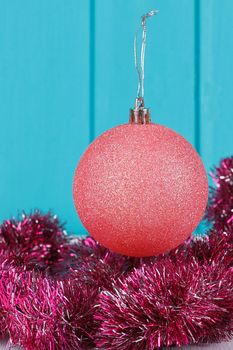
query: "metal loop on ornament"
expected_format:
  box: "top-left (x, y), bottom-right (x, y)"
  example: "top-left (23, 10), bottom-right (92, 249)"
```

top-left (134, 9), bottom-right (158, 101)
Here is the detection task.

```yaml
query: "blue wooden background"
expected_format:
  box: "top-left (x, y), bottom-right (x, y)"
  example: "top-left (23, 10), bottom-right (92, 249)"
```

top-left (0, 0), bottom-right (232, 234)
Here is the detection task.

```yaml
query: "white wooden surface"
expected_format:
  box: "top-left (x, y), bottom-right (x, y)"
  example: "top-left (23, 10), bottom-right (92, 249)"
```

top-left (0, 339), bottom-right (232, 349)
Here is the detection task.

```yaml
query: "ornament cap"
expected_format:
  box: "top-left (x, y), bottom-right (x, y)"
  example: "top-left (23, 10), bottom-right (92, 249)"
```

top-left (129, 97), bottom-right (151, 124)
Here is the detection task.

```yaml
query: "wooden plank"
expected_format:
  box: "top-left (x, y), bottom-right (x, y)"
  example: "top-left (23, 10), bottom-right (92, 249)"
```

top-left (94, 0), bottom-right (196, 147)
top-left (0, 0), bottom-right (90, 233)
top-left (200, 0), bottom-right (233, 171)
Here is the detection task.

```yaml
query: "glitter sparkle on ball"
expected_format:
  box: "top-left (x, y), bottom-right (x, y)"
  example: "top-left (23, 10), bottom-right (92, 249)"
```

top-left (73, 123), bottom-right (208, 257)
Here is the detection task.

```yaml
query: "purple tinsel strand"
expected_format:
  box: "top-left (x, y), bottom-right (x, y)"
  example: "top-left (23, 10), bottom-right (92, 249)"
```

top-left (207, 156), bottom-right (233, 232)
top-left (0, 267), bottom-right (99, 350)
top-left (0, 211), bottom-right (73, 273)
top-left (95, 243), bottom-right (233, 349)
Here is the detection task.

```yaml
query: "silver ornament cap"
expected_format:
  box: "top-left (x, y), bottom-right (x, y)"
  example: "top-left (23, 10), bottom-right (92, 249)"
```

top-left (129, 97), bottom-right (151, 124)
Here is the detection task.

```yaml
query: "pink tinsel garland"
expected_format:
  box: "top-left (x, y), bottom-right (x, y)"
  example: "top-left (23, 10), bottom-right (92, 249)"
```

top-left (0, 156), bottom-right (232, 350)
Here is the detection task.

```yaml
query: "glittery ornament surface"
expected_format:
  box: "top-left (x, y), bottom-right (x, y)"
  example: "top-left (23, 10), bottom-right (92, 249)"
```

top-left (73, 124), bottom-right (208, 257)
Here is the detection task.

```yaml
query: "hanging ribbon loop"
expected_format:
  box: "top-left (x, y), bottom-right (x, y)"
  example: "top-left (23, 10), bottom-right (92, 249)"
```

top-left (134, 9), bottom-right (158, 103)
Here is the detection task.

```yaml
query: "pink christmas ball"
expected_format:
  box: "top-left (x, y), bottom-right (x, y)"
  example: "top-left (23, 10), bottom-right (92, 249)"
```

top-left (73, 124), bottom-right (208, 257)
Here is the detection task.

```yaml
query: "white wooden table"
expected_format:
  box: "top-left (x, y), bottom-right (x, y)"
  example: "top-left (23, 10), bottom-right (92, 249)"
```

top-left (0, 339), bottom-right (232, 349)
